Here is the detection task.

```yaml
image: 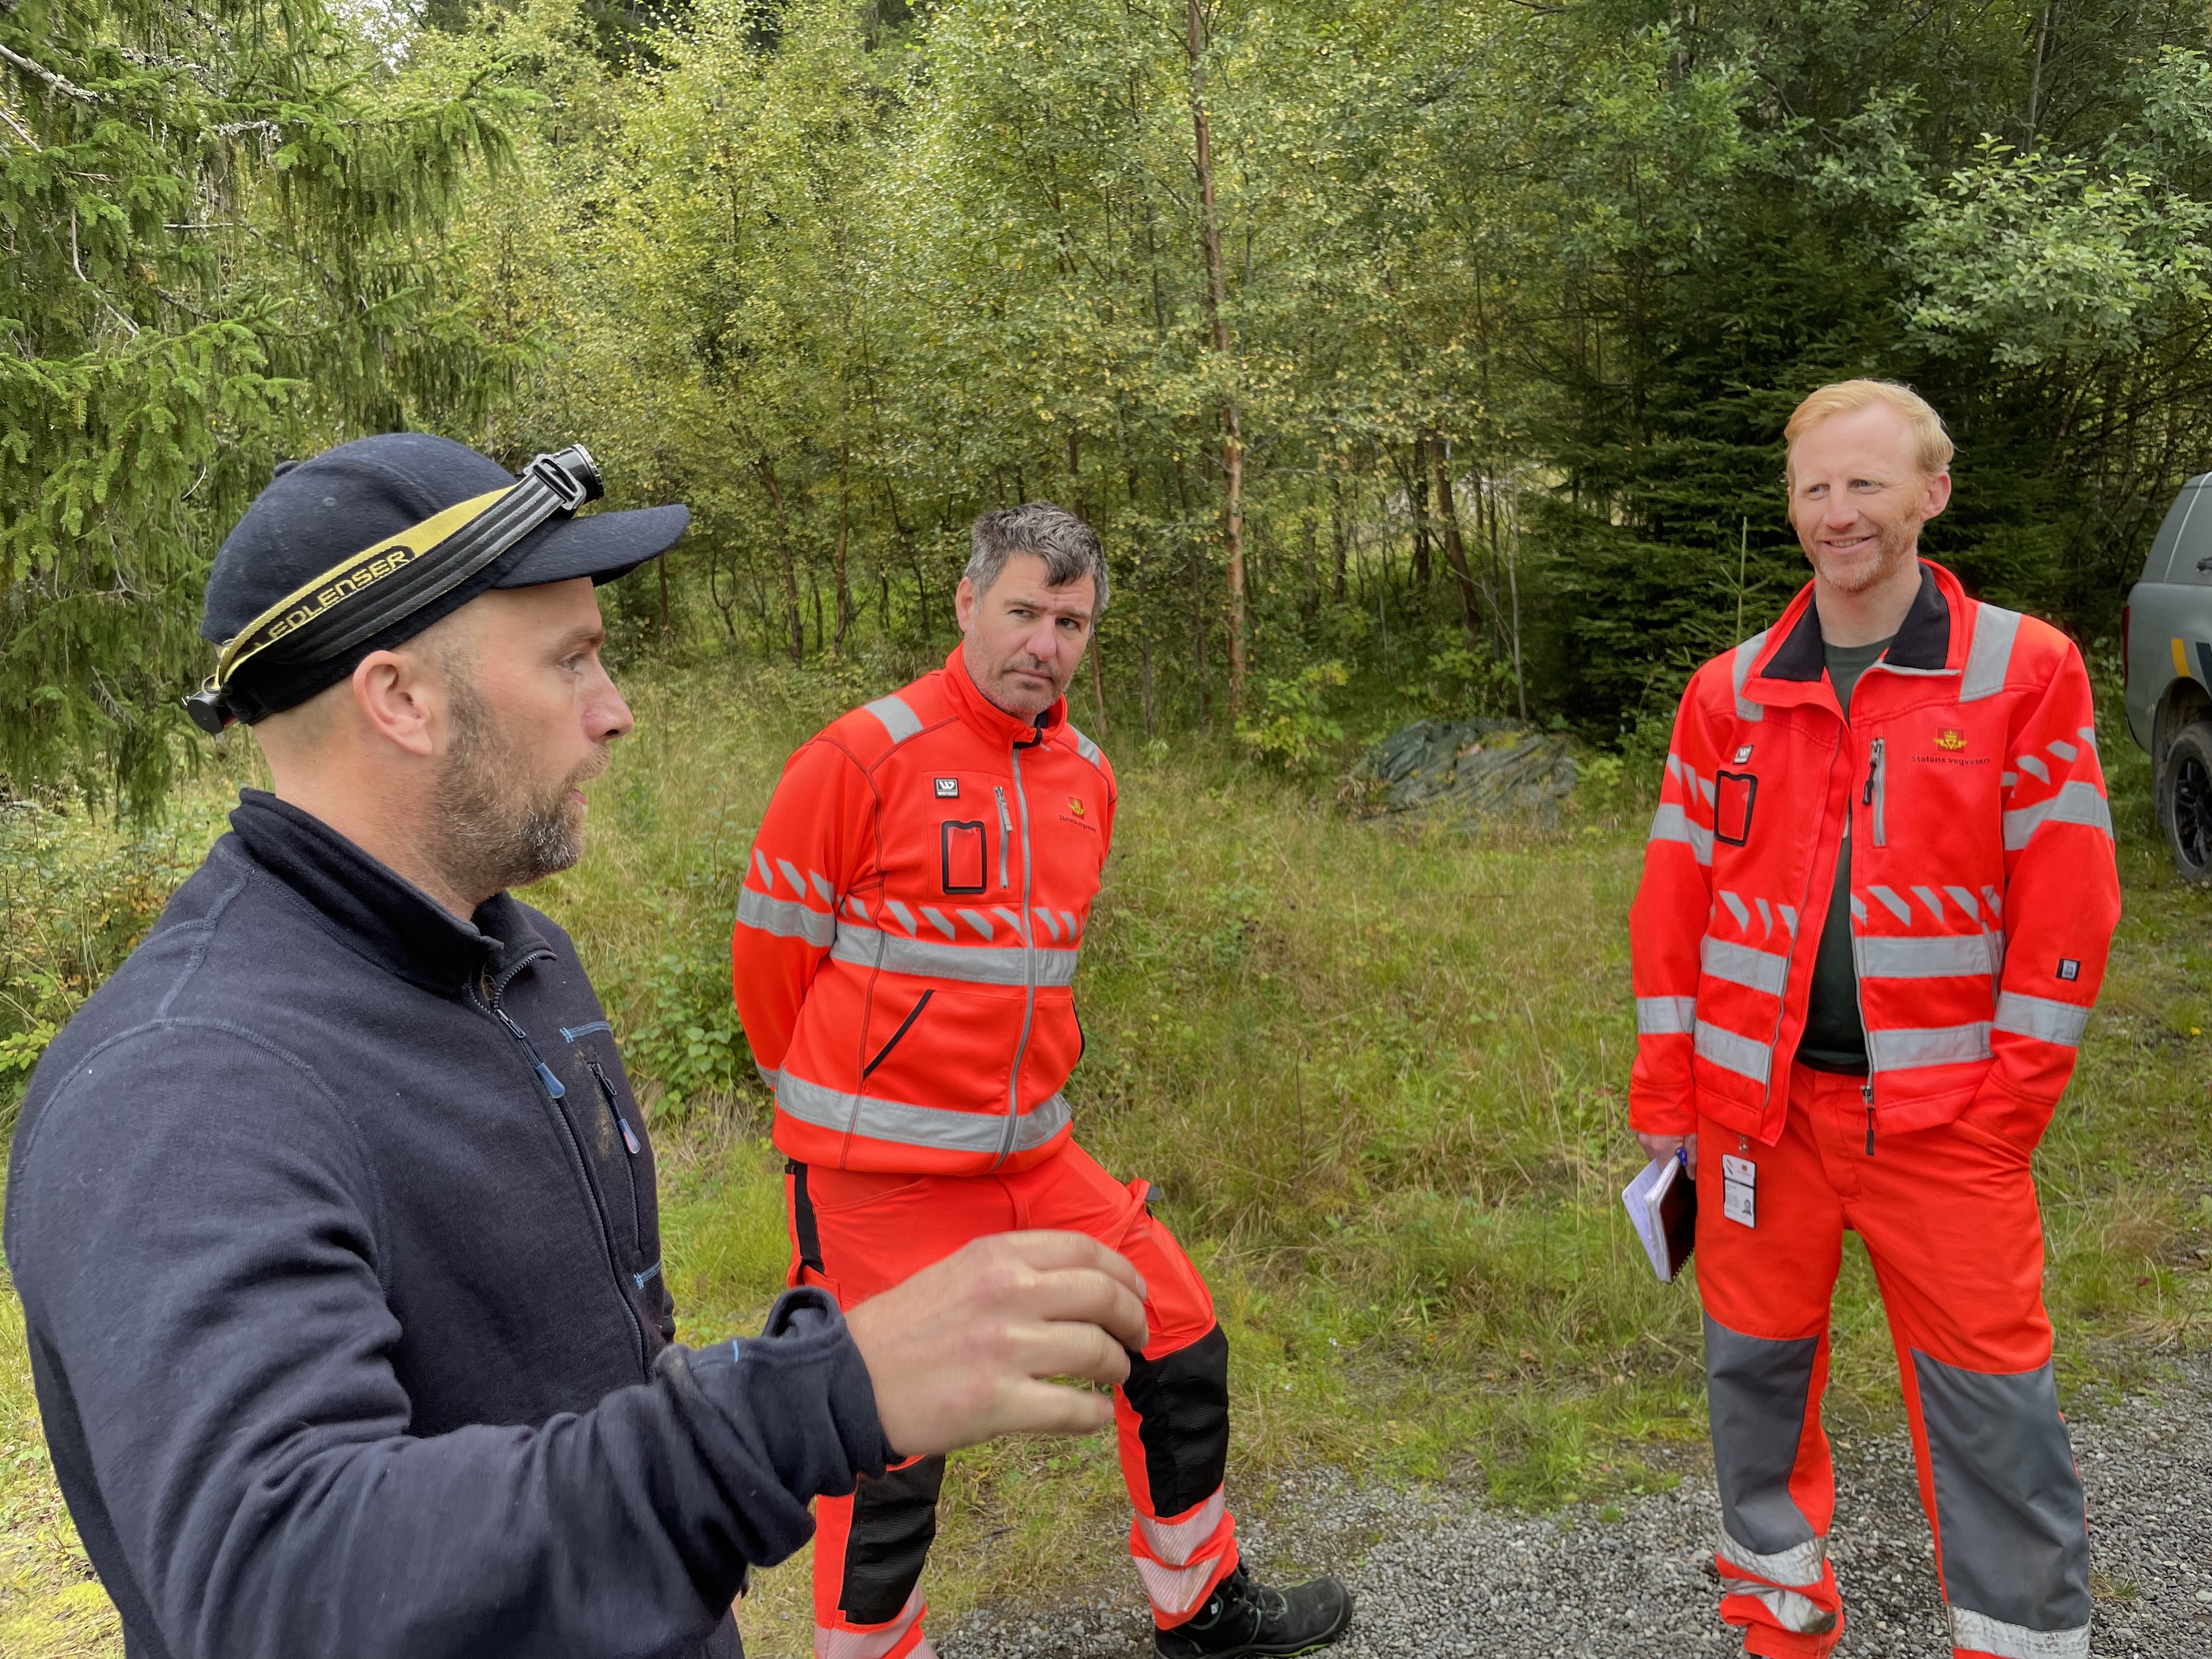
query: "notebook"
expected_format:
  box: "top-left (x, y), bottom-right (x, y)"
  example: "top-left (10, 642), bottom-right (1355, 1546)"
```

top-left (1622, 1150), bottom-right (1697, 1283)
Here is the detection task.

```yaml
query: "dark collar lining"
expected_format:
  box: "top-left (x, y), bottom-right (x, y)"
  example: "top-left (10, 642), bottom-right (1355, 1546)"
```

top-left (228, 790), bottom-right (544, 993)
top-left (1760, 561), bottom-right (1951, 682)
top-left (1763, 598), bottom-right (1826, 681)
top-left (1886, 563), bottom-right (1951, 669)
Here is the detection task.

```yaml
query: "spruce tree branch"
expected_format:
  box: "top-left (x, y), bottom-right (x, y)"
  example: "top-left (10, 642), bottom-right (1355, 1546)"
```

top-left (71, 212), bottom-right (141, 339)
top-left (0, 42), bottom-right (99, 105)
top-left (0, 99), bottom-right (39, 149)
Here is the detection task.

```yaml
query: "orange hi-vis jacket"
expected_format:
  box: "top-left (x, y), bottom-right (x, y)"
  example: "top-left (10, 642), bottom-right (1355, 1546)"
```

top-left (732, 648), bottom-right (1117, 1175)
top-left (1629, 560), bottom-right (2121, 1150)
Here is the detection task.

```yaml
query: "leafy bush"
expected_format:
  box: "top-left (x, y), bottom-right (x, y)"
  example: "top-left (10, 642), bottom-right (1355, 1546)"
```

top-left (1235, 661), bottom-right (1351, 771)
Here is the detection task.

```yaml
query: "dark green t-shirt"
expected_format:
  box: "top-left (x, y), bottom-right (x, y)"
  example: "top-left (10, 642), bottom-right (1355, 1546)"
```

top-left (1797, 635), bottom-right (1894, 1074)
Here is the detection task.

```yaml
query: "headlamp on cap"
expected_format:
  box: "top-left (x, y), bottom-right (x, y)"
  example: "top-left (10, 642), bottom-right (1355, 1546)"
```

top-left (185, 445), bottom-right (604, 735)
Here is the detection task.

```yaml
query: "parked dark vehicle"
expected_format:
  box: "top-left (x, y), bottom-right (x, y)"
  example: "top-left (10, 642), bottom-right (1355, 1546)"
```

top-left (2124, 476), bottom-right (2212, 884)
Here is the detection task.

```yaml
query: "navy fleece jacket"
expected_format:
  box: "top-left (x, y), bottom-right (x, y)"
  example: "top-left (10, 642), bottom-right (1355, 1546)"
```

top-left (3, 791), bottom-right (890, 1659)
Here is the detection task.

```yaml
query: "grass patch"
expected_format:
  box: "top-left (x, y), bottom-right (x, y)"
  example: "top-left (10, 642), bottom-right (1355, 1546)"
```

top-left (3, 658), bottom-right (2208, 1652)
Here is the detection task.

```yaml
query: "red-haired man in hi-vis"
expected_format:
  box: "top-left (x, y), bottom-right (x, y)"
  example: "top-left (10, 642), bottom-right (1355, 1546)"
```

top-left (733, 503), bottom-right (1352, 1659)
top-left (1629, 381), bottom-right (2119, 1659)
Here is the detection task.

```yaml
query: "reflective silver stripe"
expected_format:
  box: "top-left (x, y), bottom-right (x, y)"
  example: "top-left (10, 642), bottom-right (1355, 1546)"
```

top-left (955, 907), bottom-right (994, 940)
top-left (1133, 1488), bottom-right (1227, 1566)
top-left (920, 905), bottom-right (956, 940)
top-left (864, 692), bottom-right (924, 744)
top-left (2075, 724), bottom-right (2096, 751)
top-left (756, 1062), bottom-right (781, 1088)
top-left (736, 885), bottom-right (836, 947)
top-left (2046, 738), bottom-right (2078, 762)
top-left (1849, 895), bottom-right (1867, 923)
top-left (830, 926), bottom-right (1081, 986)
top-left (1649, 802), bottom-right (1713, 865)
top-left (1982, 883), bottom-right (2004, 918)
top-left (1779, 903), bottom-right (1798, 937)
top-left (2000, 779), bottom-right (2113, 849)
top-left (1718, 1526), bottom-right (1827, 1589)
top-left (1753, 896), bottom-right (1773, 937)
top-left (776, 1070), bottom-right (1072, 1154)
top-left (1067, 724), bottom-right (1103, 767)
top-left (1635, 995), bottom-right (1697, 1036)
top-left (1718, 889), bottom-right (1752, 931)
top-left (776, 858), bottom-right (808, 898)
top-left (1718, 1579), bottom-right (1837, 1637)
top-left (1910, 884), bottom-right (1946, 922)
top-left (1701, 936), bottom-right (1789, 995)
top-left (1946, 1607), bottom-right (2090, 1659)
top-left (1133, 1554), bottom-right (1218, 1621)
top-left (1943, 884), bottom-right (1982, 922)
top-left (1695, 1021), bottom-right (1773, 1084)
top-left (1732, 629), bottom-right (1770, 721)
top-left (1960, 602), bottom-right (2022, 702)
top-left (1994, 991), bottom-right (2090, 1047)
top-left (1859, 934), bottom-right (2000, 978)
top-left (1867, 884), bottom-right (1912, 924)
top-left (1867, 1021), bottom-right (1992, 1070)
top-left (1033, 907), bottom-right (1061, 941)
top-left (809, 870), bottom-right (835, 905)
top-left (2015, 753), bottom-right (2050, 784)
top-left (815, 1590), bottom-right (926, 1659)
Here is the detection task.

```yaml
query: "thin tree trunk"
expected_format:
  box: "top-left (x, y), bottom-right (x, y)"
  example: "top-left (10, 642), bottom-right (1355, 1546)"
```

top-left (1430, 433), bottom-right (1481, 641)
top-left (756, 456), bottom-right (803, 665)
top-left (1186, 0), bottom-right (1245, 719)
top-left (833, 456), bottom-right (854, 649)
top-left (1331, 473), bottom-right (1348, 602)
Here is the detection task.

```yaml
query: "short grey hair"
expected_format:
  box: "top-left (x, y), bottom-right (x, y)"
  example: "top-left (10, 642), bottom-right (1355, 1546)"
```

top-left (965, 502), bottom-right (1110, 615)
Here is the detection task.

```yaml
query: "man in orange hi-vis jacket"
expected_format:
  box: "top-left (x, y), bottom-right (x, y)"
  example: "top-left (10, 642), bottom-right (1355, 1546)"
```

top-left (1629, 381), bottom-right (2120, 1659)
top-left (733, 504), bottom-right (1351, 1659)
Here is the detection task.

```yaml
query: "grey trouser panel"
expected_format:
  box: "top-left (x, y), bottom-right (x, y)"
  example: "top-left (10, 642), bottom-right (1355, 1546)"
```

top-left (1703, 1312), bottom-right (1823, 1558)
top-left (1912, 1352), bottom-right (2092, 1655)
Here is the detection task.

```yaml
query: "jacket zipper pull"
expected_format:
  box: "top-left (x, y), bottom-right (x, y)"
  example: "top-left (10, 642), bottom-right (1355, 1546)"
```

top-left (1863, 751), bottom-right (1877, 805)
top-left (588, 1056), bottom-right (640, 1156)
top-left (994, 785), bottom-right (1013, 889)
top-left (493, 1003), bottom-right (567, 1101)
top-left (1863, 1080), bottom-right (1876, 1156)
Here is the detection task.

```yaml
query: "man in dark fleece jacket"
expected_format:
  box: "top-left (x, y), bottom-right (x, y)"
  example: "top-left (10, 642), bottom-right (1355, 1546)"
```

top-left (3, 434), bottom-right (1148, 1659)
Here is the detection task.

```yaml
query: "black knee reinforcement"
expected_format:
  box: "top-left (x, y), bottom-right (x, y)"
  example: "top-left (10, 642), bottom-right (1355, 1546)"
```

top-left (840, 1454), bottom-right (947, 1625)
top-left (1120, 1323), bottom-right (1231, 1519)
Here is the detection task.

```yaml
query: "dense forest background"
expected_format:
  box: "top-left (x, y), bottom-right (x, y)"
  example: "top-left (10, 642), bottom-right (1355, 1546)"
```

top-left (12, 0), bottom-right (2212, 812)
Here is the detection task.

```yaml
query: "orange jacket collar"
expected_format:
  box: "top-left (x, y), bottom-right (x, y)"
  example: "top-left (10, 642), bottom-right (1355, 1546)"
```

top-left (940, 644), bottom-right (1069, 747)
top-left (1742, 558), bottom-right (1971, 713)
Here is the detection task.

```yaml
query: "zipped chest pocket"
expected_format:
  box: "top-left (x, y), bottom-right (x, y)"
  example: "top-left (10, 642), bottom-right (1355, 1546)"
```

top-left (1863, 738), bottom-right (1887, 848)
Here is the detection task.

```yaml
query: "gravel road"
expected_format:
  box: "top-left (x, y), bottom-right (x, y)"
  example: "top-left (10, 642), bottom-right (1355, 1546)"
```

top-left (943, 1359), bottom-right (2211, 1659)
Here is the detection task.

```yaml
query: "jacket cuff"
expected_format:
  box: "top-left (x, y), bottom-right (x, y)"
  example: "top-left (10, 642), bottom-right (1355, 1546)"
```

top-left (1628, 1095), bottom-right (1697, 1137)
top-left (663, 1288), bottom-right (893, 1547)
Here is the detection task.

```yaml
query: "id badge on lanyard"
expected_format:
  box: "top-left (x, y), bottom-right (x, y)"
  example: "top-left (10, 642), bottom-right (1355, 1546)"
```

top-left (1722, 1154), bottom-right (1757, 1229)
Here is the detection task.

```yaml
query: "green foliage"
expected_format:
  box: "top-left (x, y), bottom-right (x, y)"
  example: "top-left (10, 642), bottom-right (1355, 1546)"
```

top-left (0, 0), bottom-right (526, 814)
top-left (1236, 660), bottom-right (1350, 770)
top-left (621, 943), bottom-right (752, 1119)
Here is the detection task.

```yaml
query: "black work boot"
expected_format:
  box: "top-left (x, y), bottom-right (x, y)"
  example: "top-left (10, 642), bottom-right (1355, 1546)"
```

top-left (1153, 1564), bottom-right (1352, 1659)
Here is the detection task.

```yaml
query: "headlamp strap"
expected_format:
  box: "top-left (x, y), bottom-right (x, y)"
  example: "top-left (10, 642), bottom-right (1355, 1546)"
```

top-left (187, 445), bottom-right (603, 733)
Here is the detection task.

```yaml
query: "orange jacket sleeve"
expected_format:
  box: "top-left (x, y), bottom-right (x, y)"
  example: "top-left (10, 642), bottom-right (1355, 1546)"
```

top-left (1627, 667), bottom-right (1724, 1137)
top-left (731, 735), bottom-right (876, 1085)
top-left (1970, 640), bottom-right (2121, 1147)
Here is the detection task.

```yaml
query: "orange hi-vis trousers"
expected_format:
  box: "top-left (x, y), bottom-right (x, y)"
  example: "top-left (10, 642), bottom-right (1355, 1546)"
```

top-left (1696, 1065), bottom-right (2092, 1659)
top-left (786, 1141), bottom-right (1238, 1659)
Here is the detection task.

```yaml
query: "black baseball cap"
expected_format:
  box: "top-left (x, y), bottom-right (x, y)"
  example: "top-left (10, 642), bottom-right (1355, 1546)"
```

top-left (200, 432), bottom-right (689, 724)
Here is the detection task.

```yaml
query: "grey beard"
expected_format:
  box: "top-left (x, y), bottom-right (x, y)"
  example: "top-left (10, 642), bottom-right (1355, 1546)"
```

top-left (428, 682), bottom-right (592, 901)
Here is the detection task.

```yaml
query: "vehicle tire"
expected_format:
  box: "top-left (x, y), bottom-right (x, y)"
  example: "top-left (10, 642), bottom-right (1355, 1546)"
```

top-left (2160, 719), bottom-right (2212, 885)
